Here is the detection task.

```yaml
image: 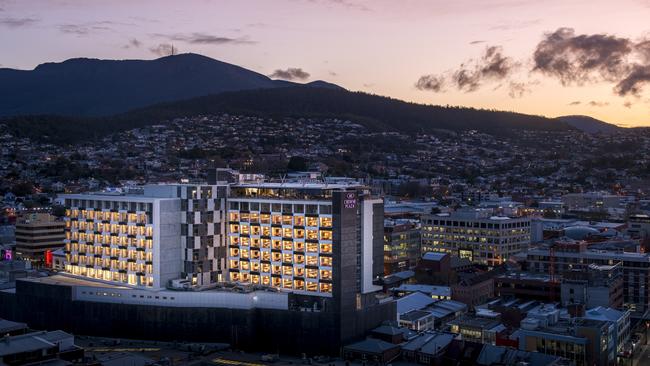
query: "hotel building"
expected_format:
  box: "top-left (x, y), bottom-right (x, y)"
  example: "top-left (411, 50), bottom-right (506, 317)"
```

top-left (226, 182), bottom-right (385, 304)
top-left (61, 183), bottom-right (227, 289)
top-left (421, 210), bottom-right (531, 267)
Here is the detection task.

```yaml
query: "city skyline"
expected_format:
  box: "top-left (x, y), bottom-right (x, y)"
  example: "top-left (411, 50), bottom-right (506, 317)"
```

top-left (1, 0), bottom-right (649, 126)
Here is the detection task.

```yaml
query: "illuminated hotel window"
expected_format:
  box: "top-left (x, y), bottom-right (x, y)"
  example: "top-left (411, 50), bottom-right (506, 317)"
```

top-left (306, 282), bottom-right (318, 292)
top-left (295, 242), bottom-right (305, 251)
top-left (319, 283), bottom-right (332, 293)
top-left (240, 225), bottom-right (250, 235)
top-left (230, 236), bottom-right (240, 245)
top-left (251, 262), bottom-right (260, 272)
top-left (306, 256), bottom-right (318, 266)
top-left (272, 240), bottom-right (282, 250)
top-left (283, 278), bottom-right (293, 289)
top-left (229, 260), bottom-right (239, 268)
top-left (249, 213), bottom-right (259, 223)
top-left (294, 229), bottom-right (305, 239)
top-left (283, 253), bottom-right (293, 263)
top-left (262, 275), bottom-right (271, 285)
top-left (240, 261), bottom-right (250, 271)
top-left (294, 279), bottom-right (305, 290)
top-left (240, 249), bottom-right (249, 259)
top-left (272, 227), bottom-right (282, 237)
top-left (295, 267), bottom-right (305, 277)
top-left (320, 244), bottom-right (333, 254)
top-left (282, 215), bottom-right (292, 225)
top-left (320, 217), bottom-right (332, 228)
top-left (260, 214), bottom-right (271, 224)
top-left (294, 254), bottom-right (305, 264)
top-left (307, 268), bottom-right (318, 279)
top-left (241, 273), bottom-right (250, 283)
top-left (306, 217), bottom-right (318, 227)
top-left (320, 256), bottom-right (332, 267)
top-left (294, 216), bottom-right (305, 226)
top-left (272, 252), bottom-right (282, 261)
top-left (283, 265), bottom-right (293, 276)
top-left (261, 263), bottom-right (271, 273)
top-left (251, 249), bottom-right (260, 260)
top-left (283, 228), bottom-right (292, 238)
top-left (240, 213), bottom-right (250, 222)
top-left (272, 265), bottom-right (282, 275)
top-left (307, 243), bottom-right (318, 253)
top-left (229, 224), bottom-right (240, 233)
top-left (261, 239), bottom-right (271, 248)
top-left (320, 269), bottom-right (332, 280)
top-left (251, 275), bottom-right (260, 284)
top-left (283, 240), bottom-right (293, 251)
top-left (306, 229), bottom-right (318, 240)
top-left (251, 226), bottom-right (260, 235)
top-left (261, 251), bottom-right (271, 261)
top-left (272, 215), bottom-right (282, 225)
top-left (241, 237), bottom-right (250, 246)
top-left (262, 227), bottom-right (271, 236)
top-left (230, 248), bottom-right (240, 257)
top-left (320, 230), bottom-right (332, 240)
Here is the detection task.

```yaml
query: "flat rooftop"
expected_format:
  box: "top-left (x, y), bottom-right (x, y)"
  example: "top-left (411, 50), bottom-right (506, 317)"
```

top-left (232, 182), bottom-right (364, 189)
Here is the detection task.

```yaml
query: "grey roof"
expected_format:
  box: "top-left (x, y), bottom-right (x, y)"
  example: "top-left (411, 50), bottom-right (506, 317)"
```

top-left (0, 330), bottom-right (73, 356)
top-left (433, 300), bottom-right (468, 313)
top-left (397, 292), bottom-right (436, 314)
top-left (0, 318), bottom-right (27, 333)
top-left (96, 352), bottom-right (156, 366)
top-left (419, 333), bottom-right (455, 356)
top-left (400, 310), bottom-right (433, 322)
top-left (343, 338), bottom-right (399, 354)
top-left (392, 284), bottom-right (450, 297)
top-left (422, 252), bottom-right (447, 261)
top-left (476, 344), bottom-right (563, 366)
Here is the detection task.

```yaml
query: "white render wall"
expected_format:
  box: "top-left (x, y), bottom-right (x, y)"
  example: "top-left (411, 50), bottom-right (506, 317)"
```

top-left (155, 199), bottom-right (182, 288)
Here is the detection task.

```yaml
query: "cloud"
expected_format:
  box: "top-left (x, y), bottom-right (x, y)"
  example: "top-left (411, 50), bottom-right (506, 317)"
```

top-left (532, 27), bottom-right (633, 85)
top-left (615, 64), bottom-right (650, 97)
top-left (508, 81), bottom-right (531, 98)
top-left (623, 101), bottom-right (633, 108)
top-left (155, 32), bottom-right (255, 45)
top-left (568, 101), bottom-right (581, 106)
top-left (469, 40), bottom-right (486, 45)
top-left (417, 45), bottom-right (519, 94)
top-left (307, 0), bottom-right (371, 11)
top-left (269, 67), bottom-right (310, 81)
top-left (0, 17), bottom-right (38, 28)
top-left (328, 71), bottom-right (338, 77)
top-left (415, 75), bottom-right (445, 92)
top-left (587, 100), bottom-right (609, 107)
top-left (123, 38), bottom-right (142, 49)
top-left (149, 43), bottom-right (177, 56)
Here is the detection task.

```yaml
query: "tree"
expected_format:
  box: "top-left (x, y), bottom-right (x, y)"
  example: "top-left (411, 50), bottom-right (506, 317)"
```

top-left (287, 156), bottom-right (308, 171)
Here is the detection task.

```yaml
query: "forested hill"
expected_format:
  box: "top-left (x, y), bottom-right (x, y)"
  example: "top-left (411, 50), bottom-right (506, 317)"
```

top-left (2, 87), bottom-right (574, 145)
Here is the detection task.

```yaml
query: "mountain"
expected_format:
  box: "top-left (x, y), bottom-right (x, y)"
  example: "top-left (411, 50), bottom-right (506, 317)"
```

top-left (554, 115), bottom-right (622, 134)
top-left (2, 87), bottom-right (574, 145)
top-left (0, 53), bottom-right (342, 117)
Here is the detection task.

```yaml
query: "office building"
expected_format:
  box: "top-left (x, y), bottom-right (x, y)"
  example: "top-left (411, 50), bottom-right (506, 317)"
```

top-left (14, 213), bottom-right (65, 262)
top-left (383, 219), bottom-right (421, 275)
top-left (421, 210), bottom-right (530, 267)
top-left (527, 241), bottom-right (650, 313)
top-left (560, 263), bottom-right (624, 309)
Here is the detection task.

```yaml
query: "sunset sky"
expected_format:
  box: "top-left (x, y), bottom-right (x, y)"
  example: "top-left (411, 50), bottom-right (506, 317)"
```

top-left (1, 0), bottom-right (649, 126)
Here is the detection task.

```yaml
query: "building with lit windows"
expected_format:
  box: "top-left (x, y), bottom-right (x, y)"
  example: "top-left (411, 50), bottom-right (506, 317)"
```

top-left (383, 219), bottom-right (421, 275)
top-left (15, 213), bottom-right (65, 262)
top-left (60, 183), bottom-right (228, 289)
top-left (421, 210), bottom-right (531, 267)
top-left (226, 182), bottom-right (385, 305)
